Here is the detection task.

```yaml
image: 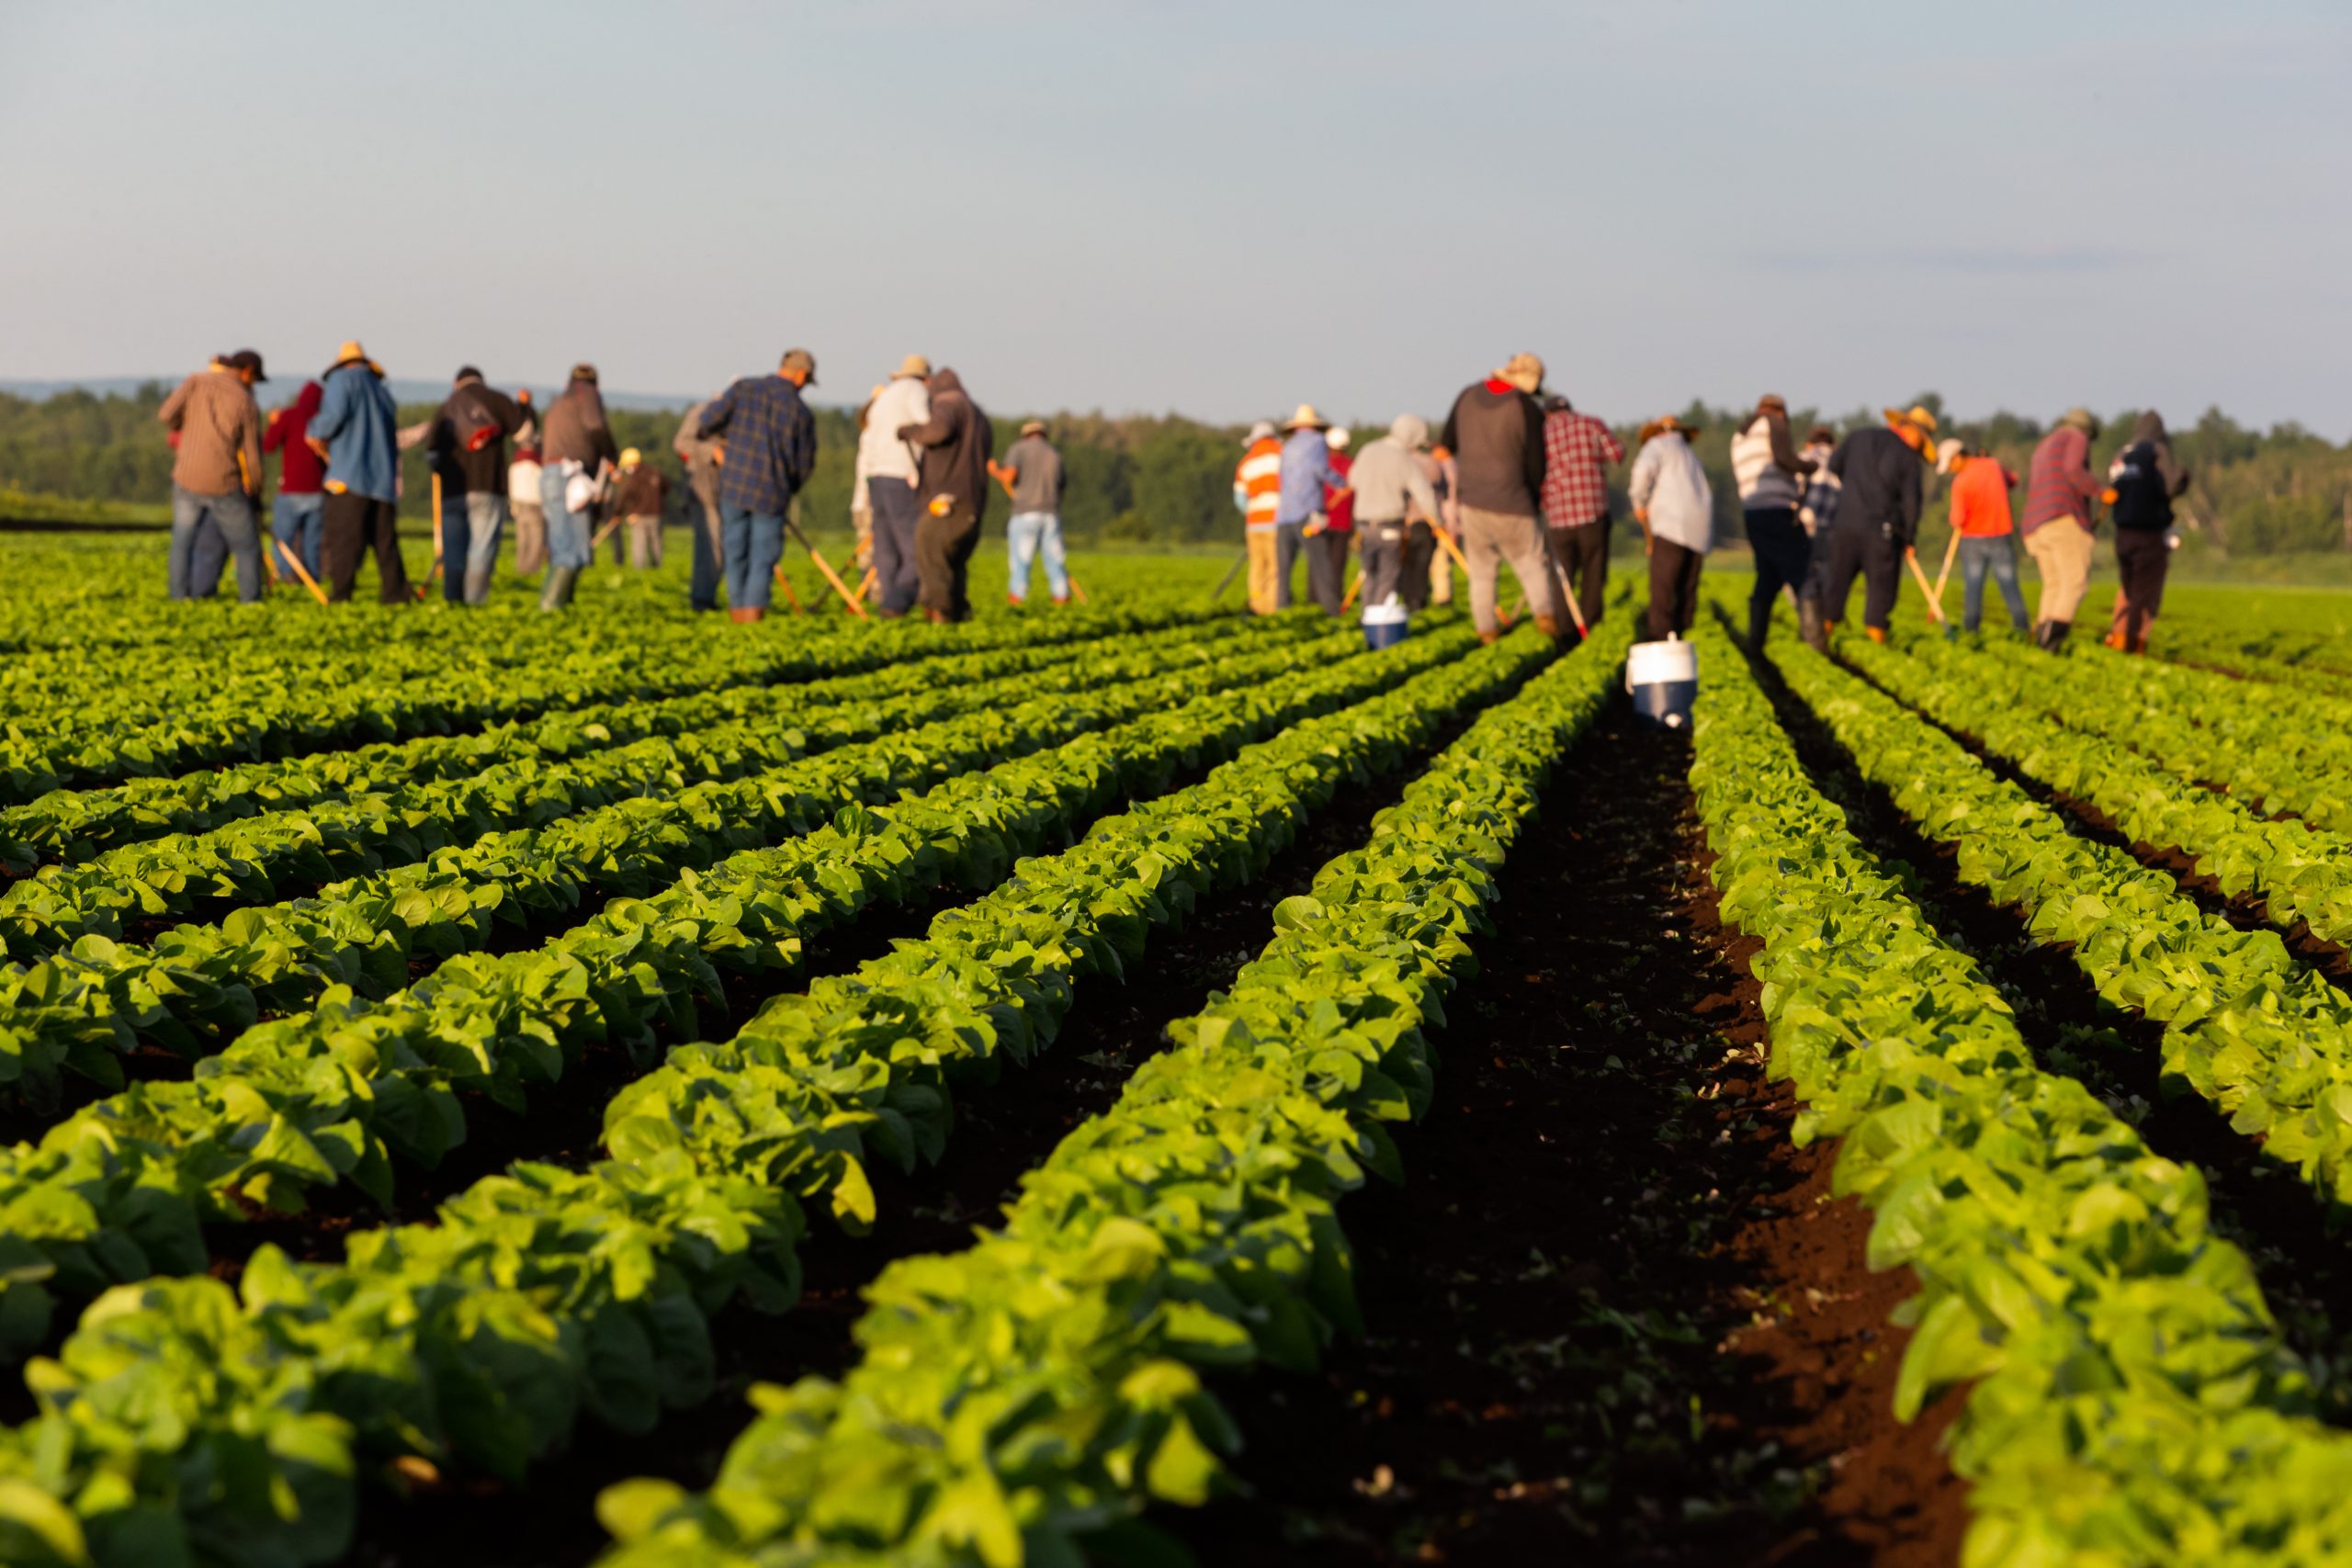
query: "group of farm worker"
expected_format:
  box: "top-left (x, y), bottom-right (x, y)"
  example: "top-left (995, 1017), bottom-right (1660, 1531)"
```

top-left (1233, 351), bottom-right (1725, 648)
top-left (1230, 352), bottom-right (2194, 657)
top-left (156, 345), bottom-right (1057, 622)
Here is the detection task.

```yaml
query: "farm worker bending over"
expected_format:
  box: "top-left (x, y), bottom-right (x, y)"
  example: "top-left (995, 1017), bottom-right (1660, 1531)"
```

top-left (1441, 353), bottom-right (1565, 643)
top-left (426, 367), bottom-right (528, 605)
top-left (1349, 414), bottom-right (1445, 624)
top-left (673, 392), bottom-right (727, 611)
top-left (991, 418), bottom-right (1069, 606)
top-left (1821, 403), bottom-right (1934, 642)
top-left (859, 355), bottom-right (933, 617)
top-left (158, 349), bottom-right (267, 603)
top-left (610, 448), bottom-right (673, 570)
top-left (263, 378), bottom-right (327, 582)
top-left (537, 363), bottom-right (618, 611)
top-left (1730, 393), bottom-right (1816, 649)
top-left (1234, 421), bottom-right (1283, 615)
top-left (2018, 408), bottom-right (2107, 651)
top-left (310, 342), bottom-right (413, 604)
top-left (1539, 390), bottom-right (1626, 639)
top-left (895, 366), bottom-right (993, 625)
top-left (1936, 438), bottom-right (2028, 637)
top-left (1272, 403), bottom-right (1344, 612)
top-left (1795, 426), bottom-right (1841, 647)
top-left (2103, 412), bottom-right (2191, 654)
top-left (1630, 415), bottom-right (1713, 640)
top-left (697, 348), bottom-right (820, 625)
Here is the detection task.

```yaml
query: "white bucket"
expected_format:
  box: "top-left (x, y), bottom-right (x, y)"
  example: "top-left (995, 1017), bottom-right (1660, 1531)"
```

top-left (1626, 637), bottom-right (1699, 729)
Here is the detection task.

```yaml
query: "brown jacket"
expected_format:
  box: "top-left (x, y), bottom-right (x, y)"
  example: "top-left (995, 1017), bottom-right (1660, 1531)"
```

top-left (159, 365), bottom-right (264, 496)
top-left (541, 377), bottom-right (618, 469)
top-left (611, 466), bottom-right (671, 519)
top-left (897, 367), bottom-right (994, 524)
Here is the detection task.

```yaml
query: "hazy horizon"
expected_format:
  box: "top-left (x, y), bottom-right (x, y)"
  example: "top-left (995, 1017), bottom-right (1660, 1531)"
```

top-left (5, 0), bottom-right (2348, 434)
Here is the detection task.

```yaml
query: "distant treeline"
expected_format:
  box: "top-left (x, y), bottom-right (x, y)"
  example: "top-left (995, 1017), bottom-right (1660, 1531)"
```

top-left (3, 382), bottom-right (2346, 556)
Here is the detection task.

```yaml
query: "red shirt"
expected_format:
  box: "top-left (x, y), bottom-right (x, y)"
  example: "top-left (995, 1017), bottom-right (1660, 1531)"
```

top-left (1540, 407), bottom-right (1624, 527)
top-left (264, 380), bottom-right (328, 494)
top-left (1950, 456), bottom-right (2018, 537)
top-left (1324, 450), bottom-right (1354, 533)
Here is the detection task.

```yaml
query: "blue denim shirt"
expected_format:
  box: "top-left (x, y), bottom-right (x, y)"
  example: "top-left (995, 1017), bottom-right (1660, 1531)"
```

top-left (1276, 428), bottom-right (1341, 526)
top-left (309, 364), bottom-right (401, 502)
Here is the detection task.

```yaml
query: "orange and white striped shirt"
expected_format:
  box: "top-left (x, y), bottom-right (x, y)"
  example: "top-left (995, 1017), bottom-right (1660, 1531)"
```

top-left (1237, 436), bottom-right (1283, 533)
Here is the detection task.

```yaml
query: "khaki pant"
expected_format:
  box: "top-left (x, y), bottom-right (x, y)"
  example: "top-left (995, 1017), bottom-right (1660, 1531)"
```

top-left (628, 515), bottom-right (663, 569)
top-left (852, 505), bottom-right (873, 570)
top-left (1459, 504), bottom-right (1559, 636)
top-left (514, 502), bottom-right (547, 575)
top-left (1246, 529), bottom-right (1279, 615)
top-left (2023, 522), bottom-right (2095, 625)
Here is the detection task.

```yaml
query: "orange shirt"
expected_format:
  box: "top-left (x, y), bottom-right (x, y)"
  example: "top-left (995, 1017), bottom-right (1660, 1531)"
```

top-left (1950, 456), bottom-right (2018, 537)
top-left (1236, 436), bottom-right (1283, 532)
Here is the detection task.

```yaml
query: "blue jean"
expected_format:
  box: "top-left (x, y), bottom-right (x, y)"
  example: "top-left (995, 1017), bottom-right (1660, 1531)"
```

top-left (170, 485), bottom-right (262, 601)
top-left (1005, 511), bottom-right (1068, 602)
top-left (271, 492), bottom-right (324, 580)
top-left (539, 467), bottom-right (593, 570)
top-left (721, 503), bottom-right (786, 610)
top-left (867, 476), bottom-right (922, 615)
top-left (1959, 533), bottom-right (2030, 632)
top-left (438, 491), bottom-right (507, 599)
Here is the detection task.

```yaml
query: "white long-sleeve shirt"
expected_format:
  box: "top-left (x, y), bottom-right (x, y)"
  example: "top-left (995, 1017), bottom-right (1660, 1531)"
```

top-left (1630, 434), bottom-right (1713, 553)
top-left (856, 376), bottom-right (931, 482)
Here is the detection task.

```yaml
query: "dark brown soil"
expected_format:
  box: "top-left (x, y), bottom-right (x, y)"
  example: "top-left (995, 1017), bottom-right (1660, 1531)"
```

top-left (1163, 701), bottom-right (1968, 1567)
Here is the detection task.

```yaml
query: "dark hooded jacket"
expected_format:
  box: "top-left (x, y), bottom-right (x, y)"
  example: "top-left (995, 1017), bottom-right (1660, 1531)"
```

top-left (2110, 412), bottom-right (2192, 531)
top-left (898, 367), bottom-right (994, 524)
top-left (264, 380), bottom-right (328, 494)
top-left (1441, 378), bottom-right (1547, 517)
top-left (428, 377), bottom-right (528, 496)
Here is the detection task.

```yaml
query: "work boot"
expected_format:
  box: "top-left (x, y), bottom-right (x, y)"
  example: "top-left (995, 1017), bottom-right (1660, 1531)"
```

top-left (2103, 628), bottom-right (2128, 651)
top-left (925, 607), bottom-right (950, 626)
top-left (1533, 614), bottom-right (1562, 640)
top-left (1864, 626), bottom-right (1886, 644)
top-left (2047, 620), bottom-right (2072, 652)
top-left (729, 606), bottom-right (765, 625)
top-left (1051, 594), bottom-right (1069, 606)
top-left (1478, 629), bottom-right (1499, 647)
top-left (462, 567), bottom-right (492, 606)
top-left (537, 566), bottom-right (577, 613)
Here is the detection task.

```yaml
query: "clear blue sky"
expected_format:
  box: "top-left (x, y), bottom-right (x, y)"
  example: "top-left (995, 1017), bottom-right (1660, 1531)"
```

top-left (3, 0), bottom-right (2347, 432)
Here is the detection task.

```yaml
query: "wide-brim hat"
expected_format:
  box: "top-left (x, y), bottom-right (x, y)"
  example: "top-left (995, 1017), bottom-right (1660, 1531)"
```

top-left (1637, 415), bottom-right (1693, 445)
top-left (1020, 419), bottom-right (1046, 437)
top-left (897, 354), bottom-right (932, 378)
top-left (327, 340), bottom-right (368, 371)
top-left (1282, 402), bottom-right (1329, 431)
top-left (2057, 407), bottom-right (2098, 435)
top-left (1884, 403), bottom-right (1939, 439)
top-left (1495, 352), bottom-right (1545, 393)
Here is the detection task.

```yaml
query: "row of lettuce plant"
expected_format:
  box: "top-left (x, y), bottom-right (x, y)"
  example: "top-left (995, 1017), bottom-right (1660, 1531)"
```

top-left (0, 600), bottom-right (1214, 807)
top-left (1770, 634), bottom-right (2352, 1209)
top-left (0, 628), bottom-right (1354, 1106)
top-left (588, 621), bottom-right (1630, 1568)
top-left (0, 621), bottom-right (1285, 946)
top-left (1849, 634), bottom-right (2352, 944)
top-left (0, 626), bottom-right (1462, 1359)
top-left (1690, 619), bottom-right (2352, 1566)
top-left (2145, 620), bottom-right (2352, 704)
top-left (0, 623), bottom-right (1569, 1568)
top-left (0, 615), bottom-right (1291, 869)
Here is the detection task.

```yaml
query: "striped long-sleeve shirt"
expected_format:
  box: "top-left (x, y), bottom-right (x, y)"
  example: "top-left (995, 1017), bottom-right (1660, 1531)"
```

top-left (2020, 426), bottom-right (2100, 536)
top-left (1236, 436), bottom-right (1283, 533)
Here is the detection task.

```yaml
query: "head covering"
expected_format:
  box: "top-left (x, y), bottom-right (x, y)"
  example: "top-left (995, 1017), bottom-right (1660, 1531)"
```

top-left (620, 447), bottom-right (642, 468)
top-left (1245, 420), bottom-right (1276, 446)
top-left (1637, 415), bottom-right (1694, 446)
top-left (1757, 393), bottom-right (1787, 413)
top-left (1327, 426), bottom-right (1351, 450)
top-left (1935, 437), bottom-right (1967, 475)
top-left (1388, 413), bottom-right (1430, 449)
top-left (1495, 352), bottom-right (1544, 394)
top-left (570, 361), bottom-right (599, 383)
top-left (1282, 402), bottom-right (1329, 432)
top-left (453, 366), bottom-right (482, 384)
top-left (218, 349), bottom-right (267, 382)
top-left (2057, 407), bottom-right (2099, 436)
top-left (327, 341), bottom-right (370, 372)
top-left (1543, 393), bottom-right (1573, 412)
top-left (896, 354), bottom-right (932, 378)
top-left (2129, 411), bottom-right (2169, 446)
top-left (1804, 425), bottom-right (1837, 446)
top-left (1020, 419), bottom-right (1047, 437)
top-left (1883, 403), bottom-right (1939, 441)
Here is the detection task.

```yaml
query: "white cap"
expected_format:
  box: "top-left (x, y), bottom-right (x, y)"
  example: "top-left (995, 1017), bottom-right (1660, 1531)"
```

top-left (1328, 427), bottom-right (1351, 450)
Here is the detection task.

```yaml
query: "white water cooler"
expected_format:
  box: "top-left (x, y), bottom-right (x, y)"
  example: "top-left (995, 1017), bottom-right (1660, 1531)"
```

top-left (1627, 637), bottom-right (1699, 729)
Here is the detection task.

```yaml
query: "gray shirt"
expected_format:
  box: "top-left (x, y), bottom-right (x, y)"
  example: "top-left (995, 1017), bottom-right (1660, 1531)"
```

top-left (1001, 434), bottom-right (1063, 514)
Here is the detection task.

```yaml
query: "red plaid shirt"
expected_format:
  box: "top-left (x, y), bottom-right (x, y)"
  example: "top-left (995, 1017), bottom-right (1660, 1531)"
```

top-left (1540, 408), bottom-right (1624, 527)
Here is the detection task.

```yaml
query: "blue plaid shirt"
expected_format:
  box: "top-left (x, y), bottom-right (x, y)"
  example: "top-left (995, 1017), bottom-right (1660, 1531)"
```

top-left (697, 374), bottom-right (817, 516)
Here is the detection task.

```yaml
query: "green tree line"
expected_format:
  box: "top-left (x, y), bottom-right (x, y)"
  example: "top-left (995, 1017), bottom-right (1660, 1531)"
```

top-left (4, 382), bottom-right (2347, 559)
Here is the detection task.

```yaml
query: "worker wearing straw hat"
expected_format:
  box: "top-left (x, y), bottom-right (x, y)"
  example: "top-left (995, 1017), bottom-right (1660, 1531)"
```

top-left (1440, 352), bottom-right (1565, 642)
top-left (1820, 402), bottom-right (1935, 641)
top-left (311, 340), bottom-right (414, 604)
top-left (1273, 403), bottom-right (1347, 611)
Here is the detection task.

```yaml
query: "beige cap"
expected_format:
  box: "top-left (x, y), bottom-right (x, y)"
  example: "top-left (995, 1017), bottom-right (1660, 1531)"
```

top-left (1020, 419), bottom-right (1046, 437)
top-left (1936, 437), bottom-right (1966, 475)
top-left (897, 354), bottom-right (932, 378)
top-left (1496, 352), bottom-right (1545, 393)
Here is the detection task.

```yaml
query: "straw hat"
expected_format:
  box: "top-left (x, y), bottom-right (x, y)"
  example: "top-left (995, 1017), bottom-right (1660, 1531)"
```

top-left (1282, 402), bottom-right (1330, 432)
top-left (1496, 352), bottom-right (1544, 394)
top-left (620, 447), bottom-right (643, 468)
top-left (1637, 414), bottom-right (1694, 446)
top-left (1883, 403), bottom-right (1939, 439)
top-left (2057, 407), bottom-right (2099, 435)
top-left (327, 340), bottom-right (370, 371)
top-left (896, 354), bottom-right (932, 378)
top-left (1020, 419), bottom-right (1047, 437)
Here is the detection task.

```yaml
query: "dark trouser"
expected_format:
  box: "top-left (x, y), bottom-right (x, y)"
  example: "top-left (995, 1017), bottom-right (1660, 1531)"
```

top-left (1273, 522), bottom-right (1306, 609)
top-left (689, 485), bottom-right (723, 611)
top-left (868, 477), bottom-right (923, 615)
top-left (322, 491), bottom-right (412, 604)
top-left (1743, 506), bottom-right (1812, 649)
top-left (1959, 534), bottom-right (2030, 632)
top-left (1308, 529), bottom-right (1349, 615)
top-left (1823, 525), bottom-right (1902, 631)
top-left (1645, 539), bottom-right (1703, 640)
top-left (915, 508), bottom-right (981, 619)
top-left (1357, 522), bottom-right (1407, 609)
top-left (2112, 528), bottom-right (2170, 647)
top-left (1544, 517), bottom-right (1610, 637)
top-left (1401, 520), bottom-right (1438, 612)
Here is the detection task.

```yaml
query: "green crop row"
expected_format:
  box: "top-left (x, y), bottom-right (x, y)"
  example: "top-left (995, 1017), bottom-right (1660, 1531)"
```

top-left (591, 621), bottom-right (1629, 1568)
top-left (0, 624), bottom-right (1562, 1568)
top-left (1773, 637), bottom-right (2352, 1207)
top-left (0, 620), bottom-right (1290, 958)
top-left (0, 600), bottom-right (1215, 807)
top-left (2149, 622), bottom-right (2352, 705)
top-left (0, 628), bottom-right (1353, 1110)
top-left (0, 625), bottom-right (1415, 1354)
top-left (1690, 619), bottom-right (2352, 1566)
top-left (0, 616), bottom-right (1295, 869)
top-left (1852, 635), bottom-right (2352, 945)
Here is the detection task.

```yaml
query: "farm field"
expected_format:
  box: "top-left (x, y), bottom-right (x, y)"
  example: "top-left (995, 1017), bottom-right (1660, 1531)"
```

top-left (11, 535), bottom-right (2352, 1567)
